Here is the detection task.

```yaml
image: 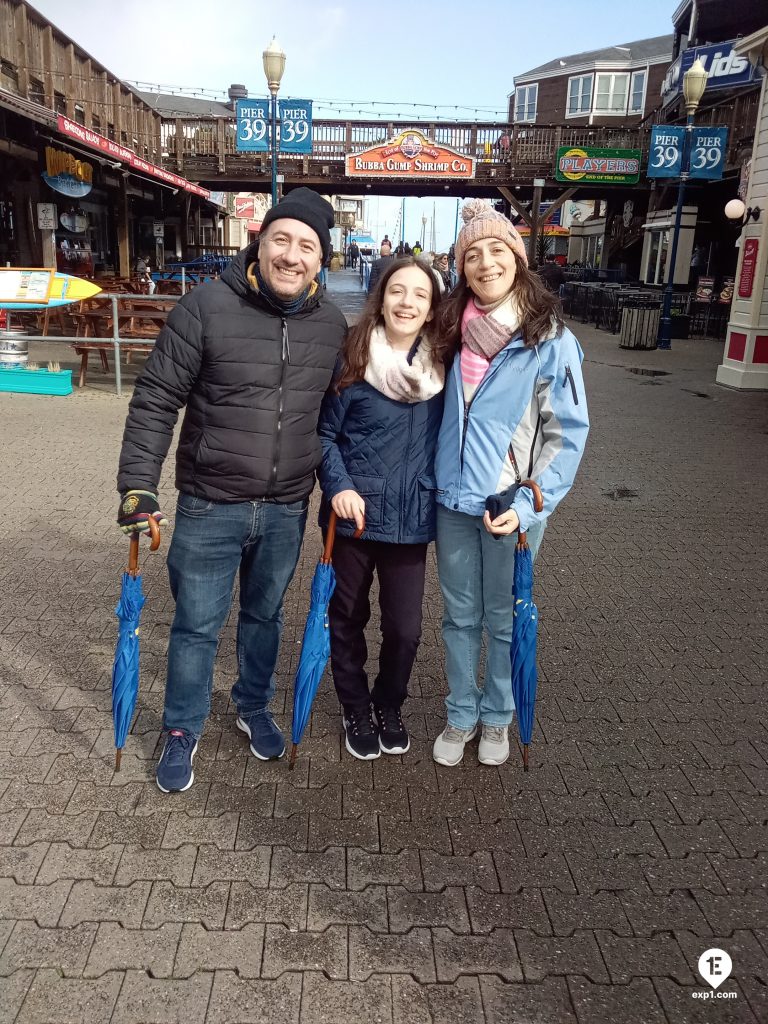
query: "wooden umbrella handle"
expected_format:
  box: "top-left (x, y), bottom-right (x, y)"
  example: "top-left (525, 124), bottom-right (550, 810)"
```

top-left (128, 515), bottom-right (161, 575)
top-left (517, 480), bottom-right (544, 548)
top-left (322, 509), bottom-right (365, 565)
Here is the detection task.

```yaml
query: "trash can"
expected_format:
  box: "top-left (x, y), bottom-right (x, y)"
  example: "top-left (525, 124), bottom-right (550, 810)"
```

top-left (619, 303), bottom-right (660, 350)
top-left (671, 313), bottom-right (690, 339)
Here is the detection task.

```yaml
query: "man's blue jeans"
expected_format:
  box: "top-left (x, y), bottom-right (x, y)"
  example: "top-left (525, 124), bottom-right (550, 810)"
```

top-left (163, 492), bottom-right (308, 736)
top-left (436, 505), bottom-right (545, 730)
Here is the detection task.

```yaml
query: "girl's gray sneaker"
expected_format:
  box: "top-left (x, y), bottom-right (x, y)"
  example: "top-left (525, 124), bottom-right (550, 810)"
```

top-left (432, 724), bottom-right (478, 766)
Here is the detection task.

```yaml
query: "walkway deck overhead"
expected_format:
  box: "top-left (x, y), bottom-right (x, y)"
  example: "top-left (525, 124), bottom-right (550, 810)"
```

top-left (159, 114), bottom-right (749, 194)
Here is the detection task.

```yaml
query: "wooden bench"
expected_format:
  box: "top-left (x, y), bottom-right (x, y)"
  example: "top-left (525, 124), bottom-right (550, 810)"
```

top-left (72, 341), bottom-right (154, 388)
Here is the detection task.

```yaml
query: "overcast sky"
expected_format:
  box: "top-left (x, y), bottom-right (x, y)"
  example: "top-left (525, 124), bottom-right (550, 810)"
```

top-left (28, 0), bottom-right (676, 248)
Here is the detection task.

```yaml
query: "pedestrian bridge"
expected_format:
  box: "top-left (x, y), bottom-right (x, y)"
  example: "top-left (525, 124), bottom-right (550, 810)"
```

top-left (160, 117), bottom-right (657, 196)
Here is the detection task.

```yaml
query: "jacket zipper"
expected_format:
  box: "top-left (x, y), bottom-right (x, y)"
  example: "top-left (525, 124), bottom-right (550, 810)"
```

top-left (399, 403), bottom-right (415, 542)
top-left (458, 356), bottom-right (507, 474)
top-left (564, 364), bottom-right (578, 404)
top-left (267, 318), bottom-right (289, 496)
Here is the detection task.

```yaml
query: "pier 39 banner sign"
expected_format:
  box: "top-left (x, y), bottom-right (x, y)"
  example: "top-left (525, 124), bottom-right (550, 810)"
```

top-left (346, 130), bottom-right (475, 179)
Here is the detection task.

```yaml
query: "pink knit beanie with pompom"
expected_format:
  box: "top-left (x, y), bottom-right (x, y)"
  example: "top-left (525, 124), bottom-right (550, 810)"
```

top-left (453, 198), bottom-right (527, 274)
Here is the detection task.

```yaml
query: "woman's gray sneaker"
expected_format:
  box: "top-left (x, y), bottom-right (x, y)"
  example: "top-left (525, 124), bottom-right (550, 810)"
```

top-left (478, 725), bottom-right (510, 766)
top-left (432, 724), bottom-right (478, 766)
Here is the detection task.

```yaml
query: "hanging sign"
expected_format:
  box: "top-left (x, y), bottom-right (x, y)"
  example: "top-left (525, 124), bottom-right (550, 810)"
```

top-left (279, 100), bottom-right (312, 153)
top-left (42, 146), bottom-right (93, 197)
top-left (688, 127), bottom-right (728, 180)
top-left (662, 41), bottom-right (759, 106)
top-left (555, 147), bottom-right (641, 184)
top-left (739, 239), bottom-right (759, 299)
top-left (647, 126), bottom-right (685, 177)
top-left (346, 130), bottom-right (475, 179)
top-left (236, 99), bottom-right (270, 152)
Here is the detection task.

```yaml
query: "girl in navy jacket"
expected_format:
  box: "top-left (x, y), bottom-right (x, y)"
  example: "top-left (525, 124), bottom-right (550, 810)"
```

top-left (317, 258), bottom-right (452, 760)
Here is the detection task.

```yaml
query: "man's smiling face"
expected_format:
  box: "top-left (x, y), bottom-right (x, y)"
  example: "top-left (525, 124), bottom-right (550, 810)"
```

top-left (257, 218), bottom-right (322, 299)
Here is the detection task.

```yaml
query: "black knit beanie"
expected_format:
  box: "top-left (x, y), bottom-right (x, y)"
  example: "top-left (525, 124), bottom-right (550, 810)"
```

top-left (260, 187), bottom-right (334, 262)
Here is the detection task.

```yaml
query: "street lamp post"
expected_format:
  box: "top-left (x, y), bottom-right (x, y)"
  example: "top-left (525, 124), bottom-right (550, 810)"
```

top-left (657, 57), bottom-right (709, 350)
top-left (421, 214), bottom-right (427, 249)
top-left (262, 37), bottom-right (286, 209)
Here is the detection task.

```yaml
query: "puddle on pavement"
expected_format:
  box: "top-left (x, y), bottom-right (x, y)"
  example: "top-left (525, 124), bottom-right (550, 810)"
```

top-left (602, 487), bottom-right (640, 501)
top-left (628, 368), bottom-right (670, 377)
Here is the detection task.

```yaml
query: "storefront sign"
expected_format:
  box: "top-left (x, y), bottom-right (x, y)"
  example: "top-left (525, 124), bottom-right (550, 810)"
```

top-left (662, 41), bottom-right (759, 107)
top-left (42, 146), bottom-right (93, 197)
top-left (739, 239), bottom-right (759, 299)
top-left (0, 268), bottom-right (54, 304)
top-left (346, 130), bottom-right (475, 179)
top-left (555, 147), bottom-right (640, 184)
top-left (234, 197), bottom-right (258, 218)
top-left (648, 127), bottom-right (685, 177)
top-left (236, 100), bottom-right (270, 152)
top-left (279, 100), bottom-right (312, 153)
top-left (56, 115), bottom-right (210, 198)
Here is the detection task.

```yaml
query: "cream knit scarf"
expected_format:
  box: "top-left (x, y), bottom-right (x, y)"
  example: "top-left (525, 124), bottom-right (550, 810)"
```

top-left (364, 324), bottom-right (445, 403)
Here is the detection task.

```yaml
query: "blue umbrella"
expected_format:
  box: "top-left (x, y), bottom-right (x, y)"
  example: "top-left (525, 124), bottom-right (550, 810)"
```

top-left (510, 480), bottom-right (544, 771)
top-left (111, 518), bottom-right (160, 771)
top-left (289, 511), bottom-right (364, 768)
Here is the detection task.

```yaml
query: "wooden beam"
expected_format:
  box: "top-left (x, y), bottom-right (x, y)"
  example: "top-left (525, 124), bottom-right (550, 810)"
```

top-left (497, 186), bottom-right (532, 227)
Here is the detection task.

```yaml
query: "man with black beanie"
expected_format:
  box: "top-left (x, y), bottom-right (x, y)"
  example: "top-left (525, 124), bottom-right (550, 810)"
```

top-left (116, 188), bottom-right (346, 793)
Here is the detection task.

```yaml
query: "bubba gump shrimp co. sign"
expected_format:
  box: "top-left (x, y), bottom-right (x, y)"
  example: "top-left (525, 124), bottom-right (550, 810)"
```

top-left (346, 130), bottom-right (475, 179)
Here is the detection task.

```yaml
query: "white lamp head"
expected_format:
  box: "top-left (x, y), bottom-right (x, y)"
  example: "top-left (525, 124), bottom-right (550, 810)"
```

top-left (683, 57), bottom-right (708, 115)
top-left (724, 198), bottom-right (746, 222)
top-left (262, 37), bottom-right (286, 94)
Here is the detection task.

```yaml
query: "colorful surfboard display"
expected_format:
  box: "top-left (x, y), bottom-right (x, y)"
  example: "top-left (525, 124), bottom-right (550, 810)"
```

top-left (0, 268), bottom-right (102, 309)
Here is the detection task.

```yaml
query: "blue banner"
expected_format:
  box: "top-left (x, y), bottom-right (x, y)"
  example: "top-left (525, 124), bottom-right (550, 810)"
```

top-left (647, 126), bottom-right (685, 178)
top-left (279, 100), bottom-right (312, 153)
top-left (236, 99), bottom-right (270, 153)
top-left (689, 126), bottom-right (728, 180)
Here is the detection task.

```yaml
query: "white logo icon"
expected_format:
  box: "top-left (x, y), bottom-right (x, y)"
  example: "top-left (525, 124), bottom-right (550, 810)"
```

top-left (698, 949), bottom-right (732, 989)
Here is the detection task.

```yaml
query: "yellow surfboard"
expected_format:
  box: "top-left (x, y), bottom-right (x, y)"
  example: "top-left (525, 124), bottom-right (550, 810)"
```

top-left (0, 268), bottom-right (102, 309)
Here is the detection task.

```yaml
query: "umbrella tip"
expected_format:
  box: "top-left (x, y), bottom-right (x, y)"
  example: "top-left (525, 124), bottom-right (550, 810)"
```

top-left (289, 744), bottom-right (297, 770)
top-left (522, 744), bottom-right (529, 772)
top-left (115, 748), bottom-right (122, 772)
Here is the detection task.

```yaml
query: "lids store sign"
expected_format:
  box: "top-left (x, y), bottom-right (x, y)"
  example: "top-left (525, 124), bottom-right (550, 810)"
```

top-left (42, 146), bottom-right (93, 197)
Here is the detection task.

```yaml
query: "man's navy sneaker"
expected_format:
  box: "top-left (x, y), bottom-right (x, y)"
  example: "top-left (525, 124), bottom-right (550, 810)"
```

top-left (236, 710), bottom-right (285, 760)
top-left (156, 729), bottom-right (198, 793)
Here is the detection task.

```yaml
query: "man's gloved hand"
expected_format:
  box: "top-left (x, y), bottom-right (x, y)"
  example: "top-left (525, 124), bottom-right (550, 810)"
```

top-left (117, 490), bottom-right (169, 535)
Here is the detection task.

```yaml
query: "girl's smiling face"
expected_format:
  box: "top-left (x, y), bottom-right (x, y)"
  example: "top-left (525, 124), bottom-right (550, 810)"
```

top-left (381, 265), bottom-right (434, 348)
top-left (463, 238), bottom-right (518, 305)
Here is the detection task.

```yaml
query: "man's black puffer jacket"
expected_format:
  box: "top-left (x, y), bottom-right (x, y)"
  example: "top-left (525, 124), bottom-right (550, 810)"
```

top-left (117, 243), bottom-right (346, 503)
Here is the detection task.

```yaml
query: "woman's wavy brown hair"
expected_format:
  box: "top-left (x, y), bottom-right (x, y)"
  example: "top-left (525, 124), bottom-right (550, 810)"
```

top-left (335, 257), bottom-right (454, 391)
top-left (437, 253), bottom-right (565, 350)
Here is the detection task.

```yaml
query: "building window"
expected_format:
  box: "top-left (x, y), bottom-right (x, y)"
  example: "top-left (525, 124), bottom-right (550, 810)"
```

top-left (594, 73), bottom-right (630, 114)
top-left (514, 83), bottom-right (538, 123)
top-left (92, 113), bottom-right (101, 132)
top-left (120, 130), bottom-right (128, 145)
top-left (629, 69), bottom-right (646, 114)
top-left (107, 123), bottom-right (115, 141)
top-left (28, 77), bottom-right (45, 106)
top-left (567, 74), bottom-right (593, 116)
top-left (74, 104), bottom-right (85, 126)
top-left (54, 92), bottom-right (66, 115)
top-left (1, 58), bottom-right (19, 94)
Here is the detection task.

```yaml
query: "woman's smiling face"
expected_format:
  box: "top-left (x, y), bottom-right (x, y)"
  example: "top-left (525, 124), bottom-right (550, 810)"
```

top-left (463, 238), bottom-right (518, 305)
top-left (381, 265), bottom-right (434, 348)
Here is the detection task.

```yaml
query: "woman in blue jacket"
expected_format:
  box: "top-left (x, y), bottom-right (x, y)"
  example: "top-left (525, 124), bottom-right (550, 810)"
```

top-left (318, 258), bottom-right (451, 760)
top-left (432, 200), bottom-right (590, 768)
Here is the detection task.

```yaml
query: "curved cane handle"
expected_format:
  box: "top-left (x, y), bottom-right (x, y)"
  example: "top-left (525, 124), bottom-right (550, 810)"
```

top-left (517, 480), bottom-right (544, 548)
top-left (322, 509), bottom-right (366, 565)
top-left (128, 515), bottom-right (162, 575)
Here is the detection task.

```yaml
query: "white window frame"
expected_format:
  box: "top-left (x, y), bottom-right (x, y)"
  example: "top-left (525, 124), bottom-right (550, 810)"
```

top-left (629, 69), bottom-right (647, 114)
top-left (514, 83), bottom-right (538, 123)
top-left (593, 72), bottom-right (630, 115)
top-left (566, 74), bottom-right (593, 117)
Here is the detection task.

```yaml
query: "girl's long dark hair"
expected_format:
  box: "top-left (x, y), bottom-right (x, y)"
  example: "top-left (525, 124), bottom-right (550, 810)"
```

top-left (336, 257), bottom-right (454, 391)
top-left (437, 255), bottom-right (565, 349)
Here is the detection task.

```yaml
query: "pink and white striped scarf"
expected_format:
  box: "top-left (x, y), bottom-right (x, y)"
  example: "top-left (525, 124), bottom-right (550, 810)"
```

top-left (459, 295), bottom-right (522, 404)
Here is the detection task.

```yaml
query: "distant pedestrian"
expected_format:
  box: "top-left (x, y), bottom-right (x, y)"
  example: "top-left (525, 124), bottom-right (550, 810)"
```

top-left (367, 241), bottom-right (396, 294)
top-left (432, 252), bottom-right (451, 294)
top-left (318, 257), bottom-right (451, 759)
top-left (380, 234), bottom-right (391, 249)
top-left (403, 243), bottom-right (412, 256)
top-left (349, 241), bottom-right (359, 270)
top-left (395, 241), bottom-right (405, 257)
top-left (412, 242), bottom-right (422, 257)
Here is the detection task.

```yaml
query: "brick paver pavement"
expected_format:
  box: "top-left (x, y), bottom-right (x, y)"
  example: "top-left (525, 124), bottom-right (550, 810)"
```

top-left (0, 270), bottom-right (766, 1022)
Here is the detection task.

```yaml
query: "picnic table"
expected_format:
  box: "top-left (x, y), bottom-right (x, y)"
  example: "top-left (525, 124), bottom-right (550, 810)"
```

top-left (69, 299), bottom-right (174, 387)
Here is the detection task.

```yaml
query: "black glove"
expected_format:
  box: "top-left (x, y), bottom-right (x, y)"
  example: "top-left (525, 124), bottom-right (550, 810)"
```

top-left (117, 489), bottom-right (168, 535)
top-left (484, 483), bottom-right (519, 522)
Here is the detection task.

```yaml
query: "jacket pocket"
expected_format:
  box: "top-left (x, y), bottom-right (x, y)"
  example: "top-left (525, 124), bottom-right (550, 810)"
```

top-left (352, 474), bottom-right (385, 529)
top-left (418, 473), bottom-right (437, 527)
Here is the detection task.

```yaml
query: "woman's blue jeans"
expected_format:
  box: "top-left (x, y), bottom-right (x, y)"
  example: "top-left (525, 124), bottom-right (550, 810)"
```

top-left (163, 492), bottom-right (308, 736)
top-left (436, 505), bottom-right (545, 729)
